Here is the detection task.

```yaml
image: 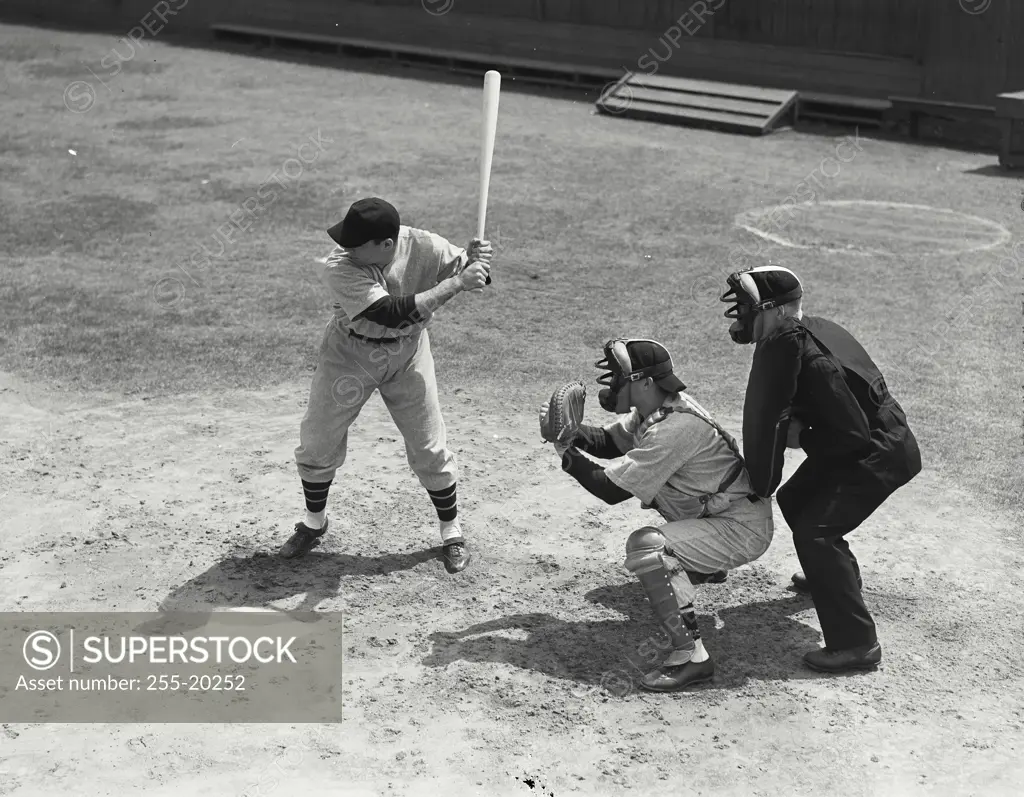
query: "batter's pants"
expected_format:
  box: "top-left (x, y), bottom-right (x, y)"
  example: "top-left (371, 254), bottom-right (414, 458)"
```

top-left (294, 320), bottom-right (457, 491)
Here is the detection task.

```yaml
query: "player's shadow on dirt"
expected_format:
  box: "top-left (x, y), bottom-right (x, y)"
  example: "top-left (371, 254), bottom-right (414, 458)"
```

top-left (423, 580), bottom-right (829, 695)
top-left (144, 548), bottom-right (439, 634)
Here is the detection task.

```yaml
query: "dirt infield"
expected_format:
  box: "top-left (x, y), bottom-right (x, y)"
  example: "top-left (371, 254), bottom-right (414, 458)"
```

top-left (2, 369), bottom-right (1023, 796)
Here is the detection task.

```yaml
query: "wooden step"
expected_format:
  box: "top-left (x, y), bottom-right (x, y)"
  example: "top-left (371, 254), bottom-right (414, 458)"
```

top-left (597, 73), bottom-right (796, 135)
top-left (598, 97), bottom-right (782, 135)
top-left (623, 73), bottom-right (799, 104)
top-left (624, 86), bottom-right (784, 119)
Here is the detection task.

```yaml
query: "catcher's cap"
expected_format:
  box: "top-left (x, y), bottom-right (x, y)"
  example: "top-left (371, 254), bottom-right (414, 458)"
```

top-left (599, 339), bottom-right (686, 394)
top-left (626, 340), bottom-right (687, 393)
top-left (328, 198), bottom-right (400, 248)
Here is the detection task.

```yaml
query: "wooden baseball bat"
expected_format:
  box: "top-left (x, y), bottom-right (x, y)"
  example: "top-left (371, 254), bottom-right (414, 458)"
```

top-left (471, 70), bottom-right (500, 293)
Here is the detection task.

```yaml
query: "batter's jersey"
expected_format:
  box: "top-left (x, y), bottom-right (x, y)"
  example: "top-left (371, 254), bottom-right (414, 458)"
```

top-left (603, 393), bottom-right (755, 522)
top-left (321, 225), bottom-right (468, 339)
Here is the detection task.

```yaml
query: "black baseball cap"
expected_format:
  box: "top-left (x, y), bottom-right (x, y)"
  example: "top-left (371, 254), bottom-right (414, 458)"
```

top-left (327, 198), bottom-right (400, 248)
top-left (625, 340), bottom-right (687, 393)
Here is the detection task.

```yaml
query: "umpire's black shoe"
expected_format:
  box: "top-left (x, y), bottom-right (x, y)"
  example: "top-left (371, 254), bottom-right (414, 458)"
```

top-left (803, 642), bottom-right (881, 673)
top-left (791, 571), bottom-right (862, 593)
top-left (640, 657), bottom-right (715, 693)
top-left (442, 537), bottom-right (470, 574)
top-left (279, 519), bottom-right (328, 559)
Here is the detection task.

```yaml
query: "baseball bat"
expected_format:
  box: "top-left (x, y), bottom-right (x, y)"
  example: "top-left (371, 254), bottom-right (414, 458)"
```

top-left (471, 70), bottom-right (501, 293)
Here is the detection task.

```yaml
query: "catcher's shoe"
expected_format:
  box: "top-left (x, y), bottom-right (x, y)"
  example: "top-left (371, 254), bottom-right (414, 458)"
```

top-left (279, 518), bottom-right (328, 559)
top-left (803, 641), bottom-right (881, 673)
top-left (640, 657), bottom-right (715, 693)
top-left (791, 571), bottom-right (862, 593)
top-left (442, 536), bottom-right (470, 574)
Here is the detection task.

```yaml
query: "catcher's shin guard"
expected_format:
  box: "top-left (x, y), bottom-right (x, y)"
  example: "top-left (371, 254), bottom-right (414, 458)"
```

top-left (624, 527), bottom-right (694, 659)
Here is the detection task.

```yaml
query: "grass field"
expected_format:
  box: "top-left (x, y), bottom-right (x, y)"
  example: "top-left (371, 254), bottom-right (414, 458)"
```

top-left (1, 21), bottom-right (1023, 797)
top-left (2, 25), bottom-right (1021, 508)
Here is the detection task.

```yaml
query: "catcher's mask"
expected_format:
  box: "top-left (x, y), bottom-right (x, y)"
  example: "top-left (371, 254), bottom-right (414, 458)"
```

top-left (719, 265), bottom-right (803, 344)
top-left (595, 339), bottom-right (686, 413)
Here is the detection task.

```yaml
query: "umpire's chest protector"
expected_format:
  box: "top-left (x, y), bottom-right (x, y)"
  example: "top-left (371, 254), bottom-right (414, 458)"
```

top-left (742, 316), bottom-right (921, 498)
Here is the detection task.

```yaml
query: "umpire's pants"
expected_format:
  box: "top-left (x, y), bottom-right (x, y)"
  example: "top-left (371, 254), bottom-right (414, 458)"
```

top-left (777, 459), bottom-right (895, 651)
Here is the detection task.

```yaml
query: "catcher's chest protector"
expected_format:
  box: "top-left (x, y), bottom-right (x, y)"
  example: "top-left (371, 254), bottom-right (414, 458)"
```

top-left (644, 396), bottom-right (747, 512)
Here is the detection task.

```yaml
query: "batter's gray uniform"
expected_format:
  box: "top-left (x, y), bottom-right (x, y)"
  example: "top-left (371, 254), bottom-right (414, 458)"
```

top-left (295, 226), bottom-right (468, 491)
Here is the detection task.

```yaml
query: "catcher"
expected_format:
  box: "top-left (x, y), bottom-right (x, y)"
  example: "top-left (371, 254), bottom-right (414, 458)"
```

top-left (720, 265), bottom-right (921, 673)
top-left (539, 338), bottom-right (774, 692)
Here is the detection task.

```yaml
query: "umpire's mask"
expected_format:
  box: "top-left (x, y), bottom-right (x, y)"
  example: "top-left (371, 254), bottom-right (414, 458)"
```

top-left (595, 339), bottom-right (686, 413)
top-left (720, 265), bottom-right (803, 344)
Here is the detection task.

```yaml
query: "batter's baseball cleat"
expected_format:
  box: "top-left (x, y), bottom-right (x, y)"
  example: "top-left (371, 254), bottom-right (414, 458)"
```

top-left (803, 641), bottom-right (881, 673)
top-left (639, 657), bottom-right (715, 693)
top-left (791, 571), bottom-right (862, 592)
top-left (442, 537), bottom-right (470, 574)
top-left (279, 519), bottom-right (328, 559)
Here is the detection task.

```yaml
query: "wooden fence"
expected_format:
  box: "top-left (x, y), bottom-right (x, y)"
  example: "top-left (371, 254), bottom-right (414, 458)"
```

top-left (350, 0), bottom-right (927, 59)
top-left (2, 0), bottom-right (1021, 104)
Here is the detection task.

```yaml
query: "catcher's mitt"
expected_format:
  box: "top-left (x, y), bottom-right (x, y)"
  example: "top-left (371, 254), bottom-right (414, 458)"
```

top-left (540, 381), bottom-right (586, 444)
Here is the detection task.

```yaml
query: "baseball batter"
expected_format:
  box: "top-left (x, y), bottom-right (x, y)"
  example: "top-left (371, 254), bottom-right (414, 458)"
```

top-left (281, 197), bottom-right (492, 573)
top-left (542, 339), bottom-right (774, 692)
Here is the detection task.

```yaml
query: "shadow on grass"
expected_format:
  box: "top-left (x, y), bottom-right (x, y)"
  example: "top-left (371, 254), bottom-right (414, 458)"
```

top-left (423, 580), bottom-right (835, 697)
top-left (963, 164), bottom-right (1024, 180)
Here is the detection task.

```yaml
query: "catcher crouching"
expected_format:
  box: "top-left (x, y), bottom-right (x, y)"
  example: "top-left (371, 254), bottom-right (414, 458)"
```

top-left (540, 339), bottom-right (774, 692)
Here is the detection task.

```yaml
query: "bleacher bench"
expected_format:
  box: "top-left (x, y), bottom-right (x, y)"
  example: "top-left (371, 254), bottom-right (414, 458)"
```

top-left (888, 96), bottom-right (996, 139)
top-left (994, 91), bottom-right (1024, 169)
top-left (209, 23), bottom-right (620, 89)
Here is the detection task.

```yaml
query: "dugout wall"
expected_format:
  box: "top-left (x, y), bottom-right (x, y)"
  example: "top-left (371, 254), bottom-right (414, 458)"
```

top-left (3, 0), bottom-right (1022, 106)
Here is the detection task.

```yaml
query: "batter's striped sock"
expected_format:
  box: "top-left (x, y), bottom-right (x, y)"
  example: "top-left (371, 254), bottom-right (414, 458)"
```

top-left (302, 479), bottom-right (332, 530)
top-left (427, 484), bottom-right (458, 522)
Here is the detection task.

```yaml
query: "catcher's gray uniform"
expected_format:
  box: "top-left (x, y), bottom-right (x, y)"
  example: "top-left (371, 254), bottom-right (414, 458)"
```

top-left (603, 393), bottom-right (774, 608)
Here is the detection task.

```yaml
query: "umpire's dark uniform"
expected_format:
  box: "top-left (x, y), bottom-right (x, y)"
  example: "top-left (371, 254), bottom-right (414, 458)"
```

top-left (744, 314), bottom-right (922, 659)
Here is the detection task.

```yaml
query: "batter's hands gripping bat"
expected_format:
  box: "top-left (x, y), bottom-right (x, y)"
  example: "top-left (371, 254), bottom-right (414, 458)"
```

top-left (470, 70), bottom-right (501, 294)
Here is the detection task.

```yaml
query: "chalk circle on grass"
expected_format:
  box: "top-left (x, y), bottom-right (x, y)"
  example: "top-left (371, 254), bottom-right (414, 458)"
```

top-left (735, 200), bottom-right (1011, 257)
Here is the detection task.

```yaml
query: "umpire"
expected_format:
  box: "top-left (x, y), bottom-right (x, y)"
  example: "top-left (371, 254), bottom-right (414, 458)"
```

top-left (719, 265), bottom-right (922, 672)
